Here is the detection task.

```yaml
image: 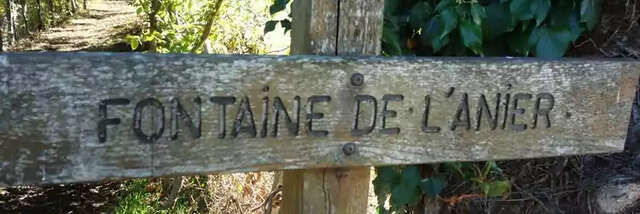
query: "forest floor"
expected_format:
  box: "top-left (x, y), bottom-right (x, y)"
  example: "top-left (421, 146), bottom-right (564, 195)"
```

top-left (9, 0), bottom-right (141, 52)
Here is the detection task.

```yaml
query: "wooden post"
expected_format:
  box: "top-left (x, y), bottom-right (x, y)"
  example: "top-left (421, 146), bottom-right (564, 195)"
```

top-left (281, 0), bottom-right (384, 213)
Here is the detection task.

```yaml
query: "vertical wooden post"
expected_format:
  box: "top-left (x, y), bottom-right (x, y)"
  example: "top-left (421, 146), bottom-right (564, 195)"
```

top-left (281, 0), bottom-right (384, 213)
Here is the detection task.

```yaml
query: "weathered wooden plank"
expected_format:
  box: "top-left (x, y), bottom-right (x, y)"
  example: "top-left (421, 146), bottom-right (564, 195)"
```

top-left (283, 0), bottom-right (384, 213)
top-left (337, 0), bottom-right (384, 55)
top-left (0, 53), bottom-right (638, 186)
top-left (290, 0), bottom-right (337, 55)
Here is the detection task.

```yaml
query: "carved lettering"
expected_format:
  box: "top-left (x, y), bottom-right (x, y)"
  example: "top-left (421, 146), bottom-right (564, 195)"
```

top-left (101, 90), bottom-right (556, 142)
top-left (511, 93), bottom-right (532, 132)
top-left (306, 96), bottom-right (331, 137)
top-left (260, 97), bottom-right (269, 138)
top-left (133, 98), bottom-right (165, 144)
top-left (210, 96), bottom-right (236, 139)
top-left (272, 96), bottom-right (301, 137)
top-left (533, 93), bottom-right (555, 129)
top-left (232, 97), bottom-right (257, 138)
top-left (381, 94), bottom-right (403, 135)
top-left (475, 94), bottom-right (500, 131)
top-left (352, 95), bottom-right (377, 136)
top-left (169, 97), bottom-right (201, 140)
top-left (422, 96), bottom-right (440, 133)
top-left (97, 98), bottom-right (130, 143)
top-left (502, 93), bottom-right (510, 130)
top-left (451, 93), bottom-right (470, 131)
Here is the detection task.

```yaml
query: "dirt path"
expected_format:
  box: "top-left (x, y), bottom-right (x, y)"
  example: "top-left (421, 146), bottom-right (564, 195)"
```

top-left (10, 0), bottom-right (140, 52)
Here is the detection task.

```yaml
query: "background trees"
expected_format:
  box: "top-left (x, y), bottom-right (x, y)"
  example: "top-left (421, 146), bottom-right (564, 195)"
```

top-left (0, 0), bottom-right (85, 51)
top-left (126, 0), bottom-right (274, 54)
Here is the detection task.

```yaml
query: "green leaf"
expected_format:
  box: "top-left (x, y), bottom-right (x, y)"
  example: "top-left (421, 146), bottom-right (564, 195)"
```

top-left (549, 0), bottom-right (575, 27)
top-left (269, 0), bottom-right (290, 15)
top-left (421, 16), bottom-right (449, 52)
top-left (280, 19), bottom-right (291, 33)
top-left (264, 20), bottom-right (278, 34)
top-left (471, 4), bottom-right (486, 26)
top-left (435, 0), bottom-right (455, 12)
top-left (568, 11), bottom-right (585, 42)
top-left (510, 0), bottom-right (534, 21)
top-left (409, 2), bottom-right (433, 28)
top-left (580, 0), bottom-right (603, 31)
top-left (483, 160), bottom-right (502, 177)
top-left (390, 166), bottom-right (421, 206)
top-left (533, 26), bottom-right (571, 58)
top-left (382, 18), bottom-right (409, 56)
top-left (531, 0), bottom-right (551, 26)
top-left (511, 0), bottom-right (550, 25)
top-left (143, 31), bottom-right (158, 42)
top-left (384, 0), bottom-right (402, 16)
top-left (126, 35), bottom-right (140, 50)
top-left (419, 176), bottom-right (447, 197)
top-left (485, 2), bottom-right (515, 39)
top-left (459, 20), bottom-right (483, 55)
top-left (548, 1), bottom-right (584, 42)
top-left (482, 180), bottom-right (511, 197)
top-left (439, 8), bottom-right (458, 38)
top-left (377, 207), bottom-right (392, 214)
top-left (373, 167), bottom-right (401, 206)
top-left (507, 29), bottom-right (532, 55)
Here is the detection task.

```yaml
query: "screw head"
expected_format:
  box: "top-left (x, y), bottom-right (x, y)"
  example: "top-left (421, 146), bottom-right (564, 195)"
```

top-left (350, 73), bottom-right (364, 86)
top-left (343, 143), bottom-right (357, 156)
top-left (506, 83), bottom-right (513, 90)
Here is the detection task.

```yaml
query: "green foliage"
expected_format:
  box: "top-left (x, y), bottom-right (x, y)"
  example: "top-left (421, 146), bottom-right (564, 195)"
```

top-left (382, 0), bottom-right (603, 58)
top-left (114, 177), bottom-right (215, 214)
top-left (113, 179), bottom-right (192, 214)
top-left (128, 0), bottom-right (217, 53)
top-left (264, 0), bottom-right (291, 34)
top-left (128, 0), bottom-right (270, 54)
top-left (419, 176), bottom-right (447, 197)
top-left (375, 162), bottom-right (509, 213)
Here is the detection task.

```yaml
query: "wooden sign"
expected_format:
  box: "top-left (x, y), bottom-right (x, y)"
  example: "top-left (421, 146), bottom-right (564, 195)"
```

top-left (0, 53), bottom-right (638, 186)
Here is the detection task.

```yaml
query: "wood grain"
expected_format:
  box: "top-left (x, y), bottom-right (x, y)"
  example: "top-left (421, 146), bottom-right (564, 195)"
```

top-left (337, 0), bottom-right (384, 55)
top-left (290, 0), bottom-right (337, 55)
top-left (0, 53), bottom-right (638, 186)
top-left (283, 0), bottom-right (384, 213)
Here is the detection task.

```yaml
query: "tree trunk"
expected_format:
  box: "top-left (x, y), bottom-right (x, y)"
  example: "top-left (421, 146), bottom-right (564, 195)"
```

top-left (70, 0), bottom-right (77, 14)
top-left (20, 0), bottom-right (30, 36)
top-left (47, 0), bottom-right (53, 14)
top-left (0, 16), bottom-right (5, 52)
top-left (83, 0), bottom-right (86, 10)
top-left (190, 0), bottom-right (224, 53)
top-left (71, 0), bottom-right (78, 13)
top-left (36, 0), bottom-right (43, 30)
top-left (64, 0), bottom-right (70, 15)
top-left (5, 0), bottom-right (14, 45)
top-left (147, 0), bottom-right (161, 52)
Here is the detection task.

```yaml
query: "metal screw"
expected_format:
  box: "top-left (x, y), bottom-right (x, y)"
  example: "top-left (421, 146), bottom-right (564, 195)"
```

top-left (506, 83), bottom-right (513, 90)
top-left (350, 73), bottom-right (364, 86)
top-left (343, 143), bottom-right (357, 156)
top-left (262, 85), bottom-right (270, 92)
